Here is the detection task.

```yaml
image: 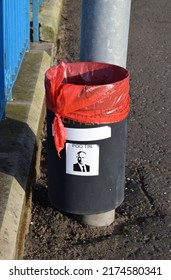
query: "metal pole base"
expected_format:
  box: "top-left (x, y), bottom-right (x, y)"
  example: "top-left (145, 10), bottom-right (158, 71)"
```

top-left (79, 210), bottom-right (115, 227)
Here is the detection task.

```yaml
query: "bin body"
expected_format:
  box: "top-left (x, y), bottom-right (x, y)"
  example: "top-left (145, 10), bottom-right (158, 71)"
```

top-left (45, 61), bottom-right (129, 215)
top-left (47, 109), bottom-right (127, 215)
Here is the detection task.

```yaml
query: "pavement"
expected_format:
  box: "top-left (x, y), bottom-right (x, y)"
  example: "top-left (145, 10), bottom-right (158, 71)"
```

top-left (1, 0), bottom-right (171, 260)
top-left (0, 0), bottom-right (63, 260)
top-left (23, 0), bottom-right (171, 260)
top-left (126, 0), bottom-right (171, 208)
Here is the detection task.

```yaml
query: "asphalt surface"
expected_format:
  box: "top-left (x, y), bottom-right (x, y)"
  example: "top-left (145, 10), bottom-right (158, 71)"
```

top-left (23, 0), bottom-right (171, 260)
top-left (126, 0), bottom-right (171, 217)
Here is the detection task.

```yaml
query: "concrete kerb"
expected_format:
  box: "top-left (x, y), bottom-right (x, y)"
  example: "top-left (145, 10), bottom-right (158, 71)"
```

top-left (39, 0), bottom-right (64, 42)
top-left (0, 0), bottom-right (64, 260)
top-left (0, 50), bottom-right (51, 260)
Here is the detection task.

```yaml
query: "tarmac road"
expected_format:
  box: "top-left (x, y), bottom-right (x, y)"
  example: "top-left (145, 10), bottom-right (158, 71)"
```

top-left (24, 0), bottom-right (171, 260)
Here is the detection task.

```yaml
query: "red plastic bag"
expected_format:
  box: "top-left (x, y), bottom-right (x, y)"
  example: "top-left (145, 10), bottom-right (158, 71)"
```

top-left (45, 61), bottom-right (130, 157)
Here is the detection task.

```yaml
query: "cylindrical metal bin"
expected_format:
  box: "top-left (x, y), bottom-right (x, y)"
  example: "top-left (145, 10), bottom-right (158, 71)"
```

top-left (45, 62), bottom-right (129, 215)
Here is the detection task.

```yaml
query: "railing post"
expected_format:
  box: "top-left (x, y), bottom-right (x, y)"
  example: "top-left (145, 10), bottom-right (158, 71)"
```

top-left (33, 0), bottom-right (39, 42)
top-left (0, 0), bottom-right (6, 119)
top-left (26, 0), bottom-right (30, 50)
top-left (80, 0), bottom-right (131, 226)
top-left (33, 0), bottom-right (44, 42)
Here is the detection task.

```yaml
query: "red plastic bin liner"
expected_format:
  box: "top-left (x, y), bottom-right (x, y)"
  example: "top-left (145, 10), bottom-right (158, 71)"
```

top-left (45, 61), bottom-right (130, 157)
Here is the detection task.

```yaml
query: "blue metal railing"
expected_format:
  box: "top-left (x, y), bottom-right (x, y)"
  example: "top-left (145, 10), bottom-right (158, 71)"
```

top-left (0, 0), bottom-right (30, 119)
top-left (0, 0), bottom-right (44, 120)
top-left (0, 1), bottom-right (5, 119)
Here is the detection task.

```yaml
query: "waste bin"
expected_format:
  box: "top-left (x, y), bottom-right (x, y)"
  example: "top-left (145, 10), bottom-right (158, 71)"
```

top-left (45, 61), bottom-right (130, 215)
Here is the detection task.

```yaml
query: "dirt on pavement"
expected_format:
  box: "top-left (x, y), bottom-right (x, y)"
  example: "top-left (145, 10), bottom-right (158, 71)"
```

top-left (23, 0), bottom-right (171, 260)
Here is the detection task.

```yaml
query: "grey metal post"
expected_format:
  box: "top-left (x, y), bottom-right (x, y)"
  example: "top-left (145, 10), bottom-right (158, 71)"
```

top-left (80, 0), bottom-right (131, 226)
top-left (80, 0), bottom-right (131, 67)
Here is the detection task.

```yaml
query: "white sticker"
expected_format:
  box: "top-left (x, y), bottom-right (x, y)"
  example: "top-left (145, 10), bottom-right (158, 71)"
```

top-left (52, 125), bottom-right (111, 141)
top-left (66, 143), bottom-right (99, 176)
top-left (66, 126), bottom-right (111, 141)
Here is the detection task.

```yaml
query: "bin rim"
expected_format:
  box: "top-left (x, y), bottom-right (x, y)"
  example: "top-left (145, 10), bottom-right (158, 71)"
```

top-left (45, 61), bottom-right (129, 87)
top-left (45, 61), bottom-right (130, 157)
